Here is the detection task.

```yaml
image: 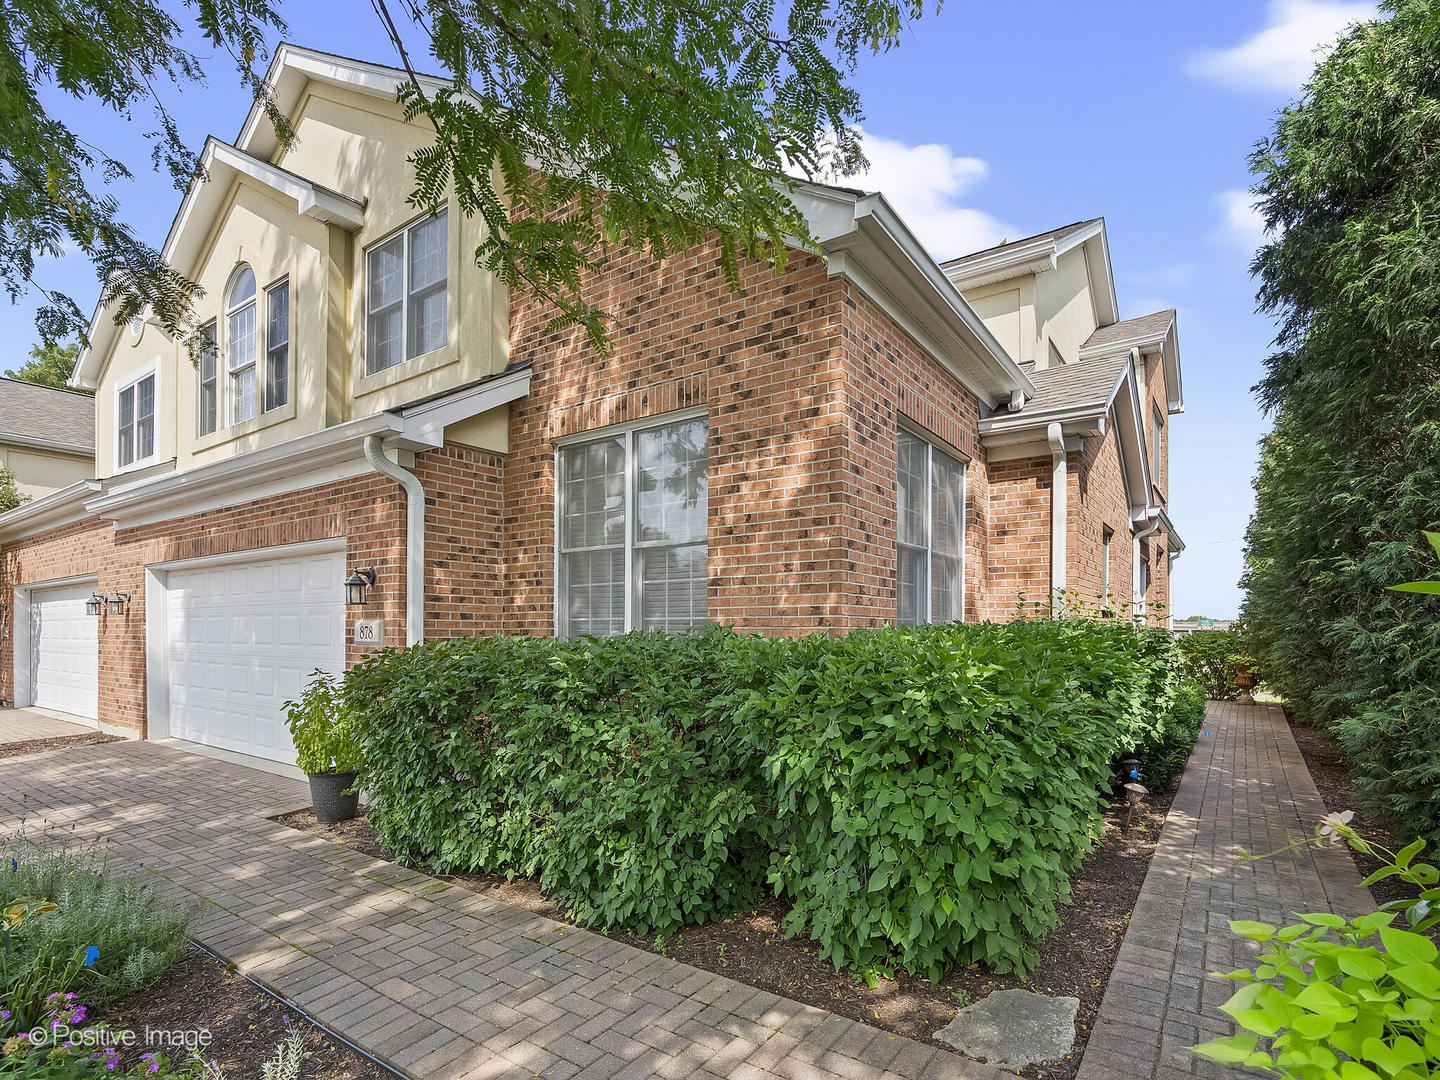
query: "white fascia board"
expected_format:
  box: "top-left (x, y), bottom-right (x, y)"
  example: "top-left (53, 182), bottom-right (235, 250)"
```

top-left (0, 480), bottom-right (102, 543)
top-left (1078, 315), bottom-right (1175, 363)
top-left (238, 45), bottom-right (451, 160)
top-left (980, 401), bottom-right (1107, 438)
top-left (800, 185), bottom-right (1033, 408)
top-left (0, 433), bottom-right (95, 458)
top-left (942, 237), bottom-right (1059, 292)
top-left (1163, 320), bottom-right (1184, 413)
top-left (85, 413), bottom-right (401, 528)
top-left (1079, 225), bottom-right (1119, 327)
top-left (392, 367), bottom-right (533, 448)
top-left (1110, 370), bottom-right (1152, 513)
top-left (1158, 507), bottom-right (1186, 552)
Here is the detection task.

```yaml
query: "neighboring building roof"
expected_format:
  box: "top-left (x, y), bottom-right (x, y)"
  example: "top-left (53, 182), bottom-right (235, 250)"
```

top-left (940, 219), bottom-right (1102, 269)
top-left (1080, 309), bottom-right (1176, 356)
top-left (0, 378), bottom-right (95, 455)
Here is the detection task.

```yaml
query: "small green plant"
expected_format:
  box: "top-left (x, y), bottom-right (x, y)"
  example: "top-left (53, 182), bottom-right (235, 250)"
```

top-left (1194, 814), bottom-right (1440, 1078)
top-left (259, 1021), bottom-right (306, 1080)
top-left (283, 671), bottom-right (362, 776)
top-left (1176, 629), bottom-right (1250, 700)
top-left (0, 836), bottom-right (189, 1001)
top-left (950, 989), bottom-right (972, 1007)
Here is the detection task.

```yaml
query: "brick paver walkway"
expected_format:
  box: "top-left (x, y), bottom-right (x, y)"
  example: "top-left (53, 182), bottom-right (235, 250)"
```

top-left (0, 707), bottom-right (93, 744)
top-left (0, 740), bottom-right (1004, 1080)
top-left (1076, 701), bottom-right (1369, 1080)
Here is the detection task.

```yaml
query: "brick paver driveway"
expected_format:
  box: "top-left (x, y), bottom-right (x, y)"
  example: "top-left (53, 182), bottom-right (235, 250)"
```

top-left (1076, 701), bottom-right (1368, 1080)
top-left (0, 740), bottom-right (1004, 1080)
top-left (0, 707), bottom-right (94, 745)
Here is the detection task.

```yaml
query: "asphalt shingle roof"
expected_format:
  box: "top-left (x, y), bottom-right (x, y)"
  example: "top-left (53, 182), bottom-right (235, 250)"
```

top-left (0, 378), bottom-right (96, 450)
top-left (1022, 354), bottom-right (1127, 415)
top-left (941, 218), bottom-right (1102, 269)
top-left (1082, 309), bottom-right (1175, 353)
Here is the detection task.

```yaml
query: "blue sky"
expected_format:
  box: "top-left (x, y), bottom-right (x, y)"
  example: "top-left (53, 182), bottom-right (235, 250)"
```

top-left (2, 0), bottom-right (1379, 618)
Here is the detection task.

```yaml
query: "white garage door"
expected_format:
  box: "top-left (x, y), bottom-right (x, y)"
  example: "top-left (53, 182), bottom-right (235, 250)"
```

top-left (164, 549), bottom-right (345, 765)
top-left (30, 582), bottom-right (99, 720)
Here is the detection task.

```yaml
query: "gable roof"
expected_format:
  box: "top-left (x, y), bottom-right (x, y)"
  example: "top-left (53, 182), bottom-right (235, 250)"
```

top-left (0, 379), bottom-right (95, 455)
top-left (1080, 309), bottom-right (1183, 414)
top-left (940, 217), bottom-right (1119, 328)
top-left (1023, 354), bottom-right (1130, 417)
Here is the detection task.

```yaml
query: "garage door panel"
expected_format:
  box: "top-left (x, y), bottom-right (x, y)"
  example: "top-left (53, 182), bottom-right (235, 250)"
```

top-left (163, 549), bottom-right (344, 765)
top-left (30, 582), bottom-right (99, 720)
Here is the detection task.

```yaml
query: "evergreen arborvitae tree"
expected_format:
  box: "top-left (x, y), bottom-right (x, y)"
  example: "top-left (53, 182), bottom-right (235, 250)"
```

top-left (1242, 0), bottom-right (1440, 838)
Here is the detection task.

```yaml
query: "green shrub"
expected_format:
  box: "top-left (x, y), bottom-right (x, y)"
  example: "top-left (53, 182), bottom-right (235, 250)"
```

top-left (1132, 678), bottom-right (1206, 793)
top-left (283, 670), bottom-right (363, 775)
top-left (1335, 691), bottom-right (1440, 847)
top-left (0, 837), bottom-right (190, 1001)
top-left (347, 619), bottom-right (1184, 978)
top-left (1176, 630), bottom-right (1246, 700)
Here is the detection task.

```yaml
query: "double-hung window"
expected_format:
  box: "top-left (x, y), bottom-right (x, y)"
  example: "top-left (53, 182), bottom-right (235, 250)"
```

top-left (197, 322), bottom-right (218, 437)
top-left (897, 428), bottom-right (966, 625)
top-left (1101, 525), bottom-right (1114, 610)
top-left (117, 371), bottom-right (156, 469)
top-left (557, 415), bottom-right (708, 638)
top-left (265, 280), bottom-right (289, 411)
top-left (365, 210), bottom-right (448, 375)
top-left (226, 267), bottom-right (257, 423)
top-left (1152, 405), bottom-right (1164, 484)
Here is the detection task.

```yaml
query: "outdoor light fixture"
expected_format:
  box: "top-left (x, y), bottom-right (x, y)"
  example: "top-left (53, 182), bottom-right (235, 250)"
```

top-left (106, 591), bottom-right (131, 616)
top-left (344, 568), bottom-right (377, 606)
top-left (85, 593), bottom-right (106, 616)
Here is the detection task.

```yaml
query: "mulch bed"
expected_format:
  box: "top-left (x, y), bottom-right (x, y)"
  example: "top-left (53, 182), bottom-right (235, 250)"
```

top-left (0, 733), bottom-right (122, 760)
top-left (1287, 717), bottom-right (1422, 916)
top-left (94, 945), bottom-right (392, 1080)
top-left (276, 785), bottom-right (1175, 1080)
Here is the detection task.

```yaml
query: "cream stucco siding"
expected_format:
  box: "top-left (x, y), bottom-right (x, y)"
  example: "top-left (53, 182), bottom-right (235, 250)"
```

top-left (0, 444), bottom-right (93, 500)
top-left (963, 280), bottom-right (1036, 366)
top-left (86, 76), bottom-right (510, 480)
top-left (1033, 247), bottom-right (1100, 367)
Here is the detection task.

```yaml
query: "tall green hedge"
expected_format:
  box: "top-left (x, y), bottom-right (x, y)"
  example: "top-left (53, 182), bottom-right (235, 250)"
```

top-left (1238, 0), bottom-right (1440, 843)
top-left (345, 620), bottom-right (1188, 978)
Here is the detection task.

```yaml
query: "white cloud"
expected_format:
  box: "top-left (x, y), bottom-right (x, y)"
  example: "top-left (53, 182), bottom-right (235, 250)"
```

top-left (1188, 0), bottom-right (1377, 94)
top-left (825, 128), bottom-right (1017, 260)
top-left (1216, 190), bottom-right (1269, 250)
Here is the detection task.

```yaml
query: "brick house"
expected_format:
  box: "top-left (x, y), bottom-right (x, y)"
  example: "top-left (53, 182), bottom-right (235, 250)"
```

top-left (0, 46), bottom-right (1184, 765)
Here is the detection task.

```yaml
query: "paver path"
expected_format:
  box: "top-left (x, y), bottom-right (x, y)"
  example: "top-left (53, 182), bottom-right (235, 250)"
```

top-left (0, 707), bottom-right (92, 744)
top-left (1076, 700), bottom-right (1369, 1080)
top-left (0, 739), bottom-right (1004, 1080)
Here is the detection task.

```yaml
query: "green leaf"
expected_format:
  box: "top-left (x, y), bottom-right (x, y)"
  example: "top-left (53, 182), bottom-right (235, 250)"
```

top-left (1192, 1033), bottom-right (1262, 1065)
top-left (1380, 926), bottom-right (1439, 966)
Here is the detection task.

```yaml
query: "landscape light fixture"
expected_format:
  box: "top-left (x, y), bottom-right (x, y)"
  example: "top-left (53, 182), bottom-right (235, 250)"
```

top-left (106, 592), bottom-right (131, 616)
top-left (344, 568), bottom-right (377, 606)
top-left (85, 593), bottom-right (106, 616)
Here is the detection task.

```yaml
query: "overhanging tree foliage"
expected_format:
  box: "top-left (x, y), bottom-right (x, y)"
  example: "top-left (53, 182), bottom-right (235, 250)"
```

top-left (2, 0), bottom-right (924, 351)
top-left (1241, 0), bottom-right (1440, 839)
top-left (5, 343), bottom-right (84, 391)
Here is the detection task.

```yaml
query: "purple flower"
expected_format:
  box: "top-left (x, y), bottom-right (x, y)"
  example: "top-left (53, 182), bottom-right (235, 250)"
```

top-left (140, 1054), bottom-right (154, 1062)
top-left (148, 1063), bottom-right (160, 1074)
top-left (105, 1060), bottom-right (117, 1071)
top-left (0, 1009), bottom-right (9, 1020)
top-left (63, 994), bottom-right (77, 1002)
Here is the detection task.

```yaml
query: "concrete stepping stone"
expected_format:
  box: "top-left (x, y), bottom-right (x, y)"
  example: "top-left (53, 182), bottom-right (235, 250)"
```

top-left (934, 988), bottom-right (1079, 1068)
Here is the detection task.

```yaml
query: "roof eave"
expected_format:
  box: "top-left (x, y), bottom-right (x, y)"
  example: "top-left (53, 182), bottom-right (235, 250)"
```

top-left (0, 480), bottom-right (102, 543)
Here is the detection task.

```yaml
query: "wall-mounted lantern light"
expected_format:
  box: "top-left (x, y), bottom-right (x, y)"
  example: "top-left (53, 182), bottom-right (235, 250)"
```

top-left (344, 568), bottom-right (377, 606)
top-left (85, 593), bottom-right (106, 616)
top-left (106, 591), bottom-right (131, 616)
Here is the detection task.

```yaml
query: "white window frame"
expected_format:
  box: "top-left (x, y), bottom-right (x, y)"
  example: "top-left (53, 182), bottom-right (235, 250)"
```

top-left (264, 277), bottom-right (290, 413)
top-left (1101, 525), bottom-right (1114, 610)
top-left (196, 321), bottom-right (218, 438)
top-left (554, 407), bottom-right (709, 639)
top-left (896, 424), bottom-right (968, 626)
top-left (115, 360), bottom-right (159, 473)
top-left (1152, 405), bottom-right (1164, 485)
top-left (364, 209), bottom-right (449, 376)
top-left (225, 265), bottom-right (258, 425)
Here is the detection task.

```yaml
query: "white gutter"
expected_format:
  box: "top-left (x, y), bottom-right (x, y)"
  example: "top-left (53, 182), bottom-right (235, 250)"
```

top-left (363, 435), bottom-right (425, 647)
top-left (1047, 422), bottom-right (1068, 617)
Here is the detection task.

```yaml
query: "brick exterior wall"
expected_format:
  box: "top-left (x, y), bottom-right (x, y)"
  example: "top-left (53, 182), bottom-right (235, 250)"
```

top-left (985, 455), bottom-right (1052, 619)
top-left (0, 444), bottom-right (508, 735)
top-left (501, 235), bottom-right (992, 635)
top-left (1065, 425), bottom-right (1134, 615)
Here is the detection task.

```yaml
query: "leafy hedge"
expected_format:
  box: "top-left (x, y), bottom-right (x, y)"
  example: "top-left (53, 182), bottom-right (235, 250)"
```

top-left (1136, 678), bottom-right (1206, 792)
top-left (1176, 630), bottom-right (1244, 700)
top-left (346, 620), bottom-right (1187, 978)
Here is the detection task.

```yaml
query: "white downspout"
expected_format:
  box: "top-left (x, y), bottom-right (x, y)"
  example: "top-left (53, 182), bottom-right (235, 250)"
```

top-left (363, 435), bottom-right (425, 646)
top-left (1132, 515), bottom-right (1162, 623)
top-left (1047, 422), bottom-right (1067, 617)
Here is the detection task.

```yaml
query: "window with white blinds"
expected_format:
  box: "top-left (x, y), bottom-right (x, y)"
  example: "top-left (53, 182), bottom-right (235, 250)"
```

top-left (558, 416), bottom-right (708, 637)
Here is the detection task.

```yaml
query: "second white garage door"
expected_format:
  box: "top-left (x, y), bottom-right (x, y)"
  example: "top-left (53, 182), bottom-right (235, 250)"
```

top-left (30, 581), bottom-right (99, 720)
top-left (164, 548), bottom-right (345, 765)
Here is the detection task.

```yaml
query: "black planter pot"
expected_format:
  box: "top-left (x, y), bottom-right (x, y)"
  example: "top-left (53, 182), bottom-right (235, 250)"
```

top-left (308, 770), bottom-right (359, 823)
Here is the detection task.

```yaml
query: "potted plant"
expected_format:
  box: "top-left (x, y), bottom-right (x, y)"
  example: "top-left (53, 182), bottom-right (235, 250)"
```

top-left (284, 670), bottom-right (363, 823)
top-left (1230, 652), bottom-right (1259, 705)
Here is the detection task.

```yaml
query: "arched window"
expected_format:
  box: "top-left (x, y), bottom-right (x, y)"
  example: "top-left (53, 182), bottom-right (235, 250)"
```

top-left (226, 265), bottom-right (257, 423)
